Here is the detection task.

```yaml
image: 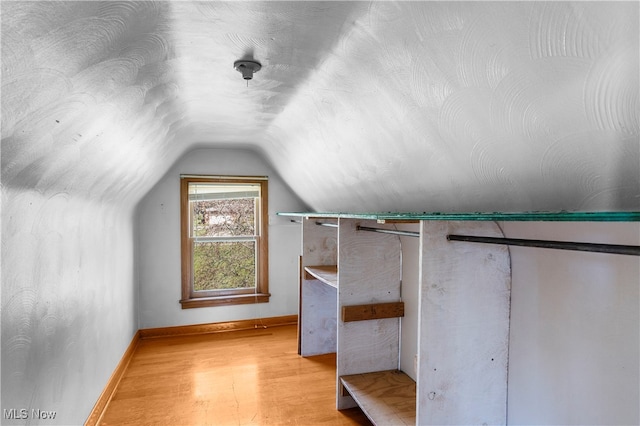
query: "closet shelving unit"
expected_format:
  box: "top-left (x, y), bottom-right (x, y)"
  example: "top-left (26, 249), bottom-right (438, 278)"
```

top-left (277, 211), bottom-right (640, 426)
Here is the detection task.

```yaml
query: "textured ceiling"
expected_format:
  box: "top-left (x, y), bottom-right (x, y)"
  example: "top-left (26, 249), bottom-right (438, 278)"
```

top-left (2, 1), bottom-right (639, 212)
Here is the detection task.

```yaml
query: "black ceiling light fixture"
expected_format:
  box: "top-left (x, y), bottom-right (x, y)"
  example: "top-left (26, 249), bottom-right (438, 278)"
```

top-left (234, 59), bottom-right (261, 86)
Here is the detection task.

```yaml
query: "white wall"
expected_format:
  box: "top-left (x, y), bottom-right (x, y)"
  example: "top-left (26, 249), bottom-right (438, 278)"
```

top-left (1, 187), bottom-right (138, 425)
top-left (136, 147), bottom-right (306, 329)
top-left (505, 221), bottom-right (639, 425)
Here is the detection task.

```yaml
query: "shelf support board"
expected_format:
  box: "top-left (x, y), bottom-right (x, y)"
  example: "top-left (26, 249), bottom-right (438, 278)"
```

top-left (342, 302), bottom-right (404, 322)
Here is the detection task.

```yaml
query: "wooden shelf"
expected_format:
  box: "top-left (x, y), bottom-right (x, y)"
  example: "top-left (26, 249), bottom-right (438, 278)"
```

top-left (304, 265), bottom-right (338, 288)
top-left (340, 370), bottom-right (416, 426)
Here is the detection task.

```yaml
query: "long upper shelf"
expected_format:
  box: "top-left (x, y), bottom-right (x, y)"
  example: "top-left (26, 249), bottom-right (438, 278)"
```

top-left (278, 211), bottom-right (640, 222)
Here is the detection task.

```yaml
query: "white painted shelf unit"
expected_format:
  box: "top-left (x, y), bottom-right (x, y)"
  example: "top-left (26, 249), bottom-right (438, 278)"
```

top-left (295, 215), bottom-right (512, 426)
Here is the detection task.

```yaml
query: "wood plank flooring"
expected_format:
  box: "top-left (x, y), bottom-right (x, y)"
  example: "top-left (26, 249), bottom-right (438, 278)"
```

top-left (100, 324), bottom-right (371, 425)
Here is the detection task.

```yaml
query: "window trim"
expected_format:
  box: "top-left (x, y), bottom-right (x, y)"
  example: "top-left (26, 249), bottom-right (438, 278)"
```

top-left (180, 175), bottom-right (270, 308)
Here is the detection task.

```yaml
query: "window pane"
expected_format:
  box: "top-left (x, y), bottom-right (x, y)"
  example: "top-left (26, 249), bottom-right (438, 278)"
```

top-left (189, 183), bottom-right (260, 237)
top-left (193, 241), bottom-right (256, 291)
top-left (190, 195), bottom-right (256, 237)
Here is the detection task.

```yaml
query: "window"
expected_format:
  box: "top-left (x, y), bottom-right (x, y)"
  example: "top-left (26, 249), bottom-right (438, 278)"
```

top-left (180, 175), bottom-right (269, 308)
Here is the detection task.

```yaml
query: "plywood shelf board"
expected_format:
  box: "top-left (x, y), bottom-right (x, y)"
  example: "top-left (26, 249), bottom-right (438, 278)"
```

top-left (300, 280), bottom-right (337, 356)
top-left (337, 219), bottom-right (402, 410)
top-left (304, 265), bottom-right (338, 288)
top-left (417, 220), bottom-right (510, 425)
top-left (300, 218), bottom-right (338, 357)
top-left (340, 370), bottom-right (416, 426)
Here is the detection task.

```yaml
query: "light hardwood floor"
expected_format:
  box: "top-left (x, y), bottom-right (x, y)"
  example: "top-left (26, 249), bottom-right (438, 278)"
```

top-left (100, 324), bottom-right (371, 425)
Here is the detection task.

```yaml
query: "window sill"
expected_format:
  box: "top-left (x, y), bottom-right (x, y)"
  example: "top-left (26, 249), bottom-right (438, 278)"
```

top-left (180, 293), bottom-right (270, 309)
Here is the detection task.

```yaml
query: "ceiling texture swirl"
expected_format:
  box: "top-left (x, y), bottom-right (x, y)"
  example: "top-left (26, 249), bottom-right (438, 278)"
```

top-left (2, 1), bottom-right (639, 212)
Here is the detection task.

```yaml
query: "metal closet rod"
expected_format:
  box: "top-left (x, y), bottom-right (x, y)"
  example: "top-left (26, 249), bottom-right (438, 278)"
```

top-left (355, 224), bottom-right (640, 256)
top-left (289, 220), bottom-right (339, 228)
top-left (315, 221), bottom-right (339, 228)
top-left (447, 234), bottom-right (640, 256)
top-left (356, 225), bottom-right (419, 237)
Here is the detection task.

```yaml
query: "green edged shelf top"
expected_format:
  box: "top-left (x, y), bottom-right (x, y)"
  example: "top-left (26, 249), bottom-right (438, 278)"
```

top-left (277, 211), bottom-right (640, 222)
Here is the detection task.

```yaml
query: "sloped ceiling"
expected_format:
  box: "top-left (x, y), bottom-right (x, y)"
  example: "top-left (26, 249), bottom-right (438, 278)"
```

top-left (2, 1), bottom-right (639, 212)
